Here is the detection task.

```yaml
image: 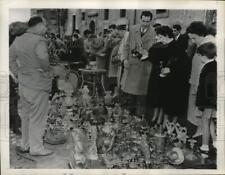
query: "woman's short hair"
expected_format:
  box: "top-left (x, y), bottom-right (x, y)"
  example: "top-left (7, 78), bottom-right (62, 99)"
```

top-left (186, 21), bottom-right (207, 36)
top-left (140, 11), bottom-right (153, 20)
top-left (206, 25), bottom-right (216, 36)
top-left (28, 16), bottom-right (43, 28)
top-left (197, 42), bottom-right (216, 59)
top-left (155, 25), bottom-right (174, 38)
top-left (153, 23), bottom-right (162, 29)
top-left (172, 24), bottom-right (182, 31)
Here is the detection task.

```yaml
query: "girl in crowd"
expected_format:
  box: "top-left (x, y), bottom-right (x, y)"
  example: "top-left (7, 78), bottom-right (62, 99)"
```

top-left (146, 25), bottom-right (189, 127)
top-left (196, 41), bottom-right (217, 155)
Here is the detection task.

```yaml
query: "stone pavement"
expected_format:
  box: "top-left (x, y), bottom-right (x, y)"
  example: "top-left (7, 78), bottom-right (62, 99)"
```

top-left (10, 131), bottom-right (106, 169)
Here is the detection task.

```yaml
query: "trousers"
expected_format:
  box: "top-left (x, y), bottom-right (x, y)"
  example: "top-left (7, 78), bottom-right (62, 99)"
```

top-left (18, 85), bottom-right (49, 152)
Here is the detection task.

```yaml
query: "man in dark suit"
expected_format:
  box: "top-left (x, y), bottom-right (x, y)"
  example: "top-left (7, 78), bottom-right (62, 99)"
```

top-left (172, 24), bottom-right (190, 125)
top-left (172, 24), bottom-right (189, 52)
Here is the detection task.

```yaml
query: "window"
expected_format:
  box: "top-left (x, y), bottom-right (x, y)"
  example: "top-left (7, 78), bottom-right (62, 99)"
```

top-left (73, 15), bottom-right (76, 33)
top-left (120, 9), bottom-right (126, 18)
top-left (104, 9), bottom-right (109, 20)
top-left (82, 12), bottom-right (85, 21)
top-left (36, 9), bottom-right (44, 13)
top-left (156, 9), bottom-right (169, 18)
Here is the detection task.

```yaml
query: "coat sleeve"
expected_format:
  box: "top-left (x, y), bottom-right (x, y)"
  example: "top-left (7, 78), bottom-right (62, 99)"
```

top-left (196, 63), bottom-right (217, 109)
top-left (169, 48), bottom-right (188, 75)
top-left (118, 32), bottom-right (129, 61)
top-left (122, 31), bottom-right (131, 61)
top-left (147, 45), bottom-right (160, 64)
top-left (147, 43), bottom-right (165, 64)
top-left (35, 40), bottom-right (50, 72)
top-left (9, 43), bottom-right (19, 78)
top-left (84, 39), bottom-right (90, 53)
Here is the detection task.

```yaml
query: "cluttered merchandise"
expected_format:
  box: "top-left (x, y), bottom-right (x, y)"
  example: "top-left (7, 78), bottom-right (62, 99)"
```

top-left (10, 62), bottom-right (216, 169)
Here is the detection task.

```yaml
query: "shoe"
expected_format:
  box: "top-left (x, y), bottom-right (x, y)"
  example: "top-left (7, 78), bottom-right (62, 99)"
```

top-left (162, 117), bottom-right (169, 128)
top-left (172, 117), bottom-right (178, 124)
top-left (15, 145), bottom-right (29, 154)
top-left (13, 129), bottom-right (21, 135)
top-left (199, 147), bottom-right (209, 158)
top-left (30, 148), bottom-right (53, 156)
top-left (208, 146), bottom-right (217, 160)
top-left (151, 116), bottom-right (157, 123)
top-left (212, 140), bottom-right (217, 149)
top-left (112, 87), bottom-right (119, 98)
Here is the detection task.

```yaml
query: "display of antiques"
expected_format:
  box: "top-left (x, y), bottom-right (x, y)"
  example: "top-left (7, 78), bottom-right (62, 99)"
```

top-left (42, 67), bottom-right (215, 169)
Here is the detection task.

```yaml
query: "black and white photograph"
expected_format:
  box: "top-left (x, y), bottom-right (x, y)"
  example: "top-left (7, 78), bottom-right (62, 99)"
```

top-left (1, 1), bottom-right (225, 174)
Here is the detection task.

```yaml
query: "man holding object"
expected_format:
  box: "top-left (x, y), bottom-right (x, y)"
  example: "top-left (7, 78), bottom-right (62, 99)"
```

top-left (121, 11), bottom-right (156, 115)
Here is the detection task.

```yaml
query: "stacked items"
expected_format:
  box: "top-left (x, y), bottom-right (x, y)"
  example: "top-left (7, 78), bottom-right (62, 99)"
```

top-left (98, 106), bottom-right (202, 169)
top-left (46, 84), bottom-right (105, 168)
top-left (98, 107), bottom-right (152, 168)
top-left (71, 123), bottom-right (98, 167)
top-left (45, 92), bottom-right (73, 145)
top-left (46, 84), bottom-right (209, 169)
top-left (45, 68), bottom-right (80, 145)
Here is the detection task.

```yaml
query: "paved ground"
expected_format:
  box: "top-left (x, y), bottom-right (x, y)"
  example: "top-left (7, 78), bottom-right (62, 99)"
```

top-left (10, 127), bottom-right (216, 169)
top-left (10, 131), bottom-right (106, 169)
top-left (10, 133), bottom-right (72, 169)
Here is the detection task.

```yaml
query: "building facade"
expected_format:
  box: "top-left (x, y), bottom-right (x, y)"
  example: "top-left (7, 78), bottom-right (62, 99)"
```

top-left (27, 9), bottom-right (216, 36)
top-left (65, 9), bottom-right (215, 35)
top-left (31, 9), bottom-right (68, 35)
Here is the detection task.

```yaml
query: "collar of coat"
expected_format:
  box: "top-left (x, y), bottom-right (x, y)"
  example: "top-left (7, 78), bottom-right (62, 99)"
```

top-left (133, 24), bottom-right (154, 36)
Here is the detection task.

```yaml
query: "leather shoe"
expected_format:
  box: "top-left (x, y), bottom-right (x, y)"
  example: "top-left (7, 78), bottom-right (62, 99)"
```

top-left (15, 145), bottom-right (29, 153)
top-left (30, 149), bottom-right (53, 156)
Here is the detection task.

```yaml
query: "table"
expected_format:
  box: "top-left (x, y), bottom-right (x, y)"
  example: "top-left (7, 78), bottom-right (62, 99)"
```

top-left (78, 68), bottom-right (106, 97)
top-left (59, 61), bottom-right (81, 70)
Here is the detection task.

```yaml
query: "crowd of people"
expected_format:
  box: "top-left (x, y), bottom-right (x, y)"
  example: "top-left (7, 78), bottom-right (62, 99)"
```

top-left (9, 10), bottom-right (217, 158)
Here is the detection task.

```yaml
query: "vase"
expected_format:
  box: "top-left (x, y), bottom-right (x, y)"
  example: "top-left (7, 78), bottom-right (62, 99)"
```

top-left (44, 128), bottom-right (67, 145)
top-left (154, 133), bottom-right (166, 153)
top-left (104, 91), bottom-right (113, 105)
top-left (65, 96), bottom-right (73, 107)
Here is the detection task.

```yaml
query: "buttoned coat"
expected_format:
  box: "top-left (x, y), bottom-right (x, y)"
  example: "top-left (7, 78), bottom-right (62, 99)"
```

top-left (121, 24), bottom-right (156, 95)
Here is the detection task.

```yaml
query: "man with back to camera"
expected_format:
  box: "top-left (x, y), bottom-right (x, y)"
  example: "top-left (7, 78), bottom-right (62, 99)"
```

top-left (120, 10), bottom-right (156, 116)
top-left (9, 16), bottom-right (53, 156)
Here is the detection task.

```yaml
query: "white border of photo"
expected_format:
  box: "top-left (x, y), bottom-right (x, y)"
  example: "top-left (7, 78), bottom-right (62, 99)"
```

top-left (1, 0), bottom-right (224, 175)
